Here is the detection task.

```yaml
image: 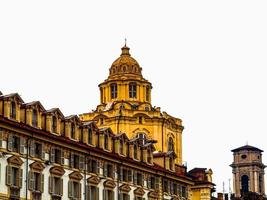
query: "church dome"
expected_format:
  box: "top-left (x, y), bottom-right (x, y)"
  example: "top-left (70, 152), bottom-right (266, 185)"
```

top-left (109, 45), bottom-right (143, 77)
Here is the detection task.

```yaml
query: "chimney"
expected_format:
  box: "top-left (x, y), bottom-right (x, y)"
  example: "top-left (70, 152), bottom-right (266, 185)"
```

top-left (217, 193), bottom-right (223, 200)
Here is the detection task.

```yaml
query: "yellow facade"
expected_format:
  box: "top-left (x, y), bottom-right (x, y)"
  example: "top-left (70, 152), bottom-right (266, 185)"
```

top-left (80, 45), bottom-right (184, 164)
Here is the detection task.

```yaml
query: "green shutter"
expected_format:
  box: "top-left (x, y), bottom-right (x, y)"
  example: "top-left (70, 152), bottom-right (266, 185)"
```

top-left (128, 170), bottom-right (132, 182)
top-left (68, 180), bottom-right (73, 198)
top-left (133, 171), bottom-right (137, 185)
top-left (119, 193), bottom-right (123, 200)
top-left (41, 174), bottom-right (44, 193)
top-left (141, 173), bottom-right (144, 186)
top-left (41, 143), bottom-right (45, 160)
top-left (78, 183), bottom-right (81, 198)
top-left (6, 165), bottom-right (12, 186)
top-left (155, 177), bottom-right (160, 190)
top-left (19, 168), bottom-right (23, 188)
top-left (80, 155), bottom-right (85, 170)
top-left (69, 153), bottom-right (74, 168)
top-left (111, 190), bottom-right (114, 200)
top-left (7, 134), bottom-right (13, 151)
top-left (103, 163), bottom-right (107, 177)
top-left (0, 128), bottom-right (3, 148)
top-left (29, 140), bottom-right (35, 157)
top-left (49, 176), bottom-right (53, 194)
top-left (60, 178), bottom-right (63, 196)
top-left (50, 147), bottom-right (55, 163)
top-left (97, 160), bottom-right (100, 174)
top-left (96, 187), bottom-right (99, 200)
top-left (61, 150), bottom-right (65, 165)
top-left (147, 176), bottom-right (151, 188)
top-left (28, 171), bottom-right (34, 191)
top-left (19, 137), bottom-right (25, 154)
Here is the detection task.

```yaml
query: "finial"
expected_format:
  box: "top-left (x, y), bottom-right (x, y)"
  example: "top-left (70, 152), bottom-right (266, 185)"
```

top-left (124, 38), bottom-right (127, 47)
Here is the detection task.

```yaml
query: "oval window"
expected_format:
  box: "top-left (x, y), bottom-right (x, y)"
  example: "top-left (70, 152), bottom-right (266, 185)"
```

top-left (241, 155), bottom-right (247, 159)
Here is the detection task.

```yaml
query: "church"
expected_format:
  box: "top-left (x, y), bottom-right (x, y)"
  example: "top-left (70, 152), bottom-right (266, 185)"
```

top-left (0, 44), bottom-right (214, 200)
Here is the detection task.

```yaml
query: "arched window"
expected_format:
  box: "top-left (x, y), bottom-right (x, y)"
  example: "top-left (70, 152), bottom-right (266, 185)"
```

top-left (146, 85), bottom-right (150, 102)
top-left (134, 144), bottom-right (138, 159)
top-left (104, 134), bottom-right (109, 150)
top-left (32, 109), bottom-right (38, 127)
top-left (241, 175), bottom-right (249, 194)
top-left (10, 101), bottom-right (16, 119)
top-left (110, 83), bottom-right (117, 99)
top-left (168, 137), bottom-right (174, 152)
top-left (52, 116), bottom-right (57, 133)
top-left (119, 139), bottom-right (124, 155)
top-left (129, 82), bottom-right (137, 98)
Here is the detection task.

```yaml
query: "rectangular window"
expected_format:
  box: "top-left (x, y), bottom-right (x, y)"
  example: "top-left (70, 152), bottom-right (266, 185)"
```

top-left (163, 179), bottom-right (169, 193)
top-left (104, 163), bottom-right (114, 178)
top-left (10, 101), bottom-right (16, 119)
top-left (12, 136), bottom-right (20, 153)
top-left (71, 124), bottom-right (75, 139)
top-left (136, 172), bottom-right (143, 186)
top-left (182, 186), bottom-right (187, 198)
top-left (49, 176), bottom-right (63, 198)
top-left (69, 181), bottom-right (81, 199)
top-left (129, 83), bottom-right (137, 98)
top-left (110, 84), bottom-right (117, 99)
top-left (34, 143), bottom-right (42, 159)
top-left (88, 128), bottom-right (93, 145)
top-left (74, 154), bottom-right (80, 169)
top-left (88, 185), bottom-right (99, 200)
top-left (32, 110), bottom-right (38, 127)
top-left (119, 193), bottom-right (130, 200)
top-left (54, 177), bottom-right (62, 196)
top-left (88, 159), bottom-right (98, 174)
top-left (103, 189), bottom-right (114, 200)
top-left (104, 135), bottom-right (109, 150)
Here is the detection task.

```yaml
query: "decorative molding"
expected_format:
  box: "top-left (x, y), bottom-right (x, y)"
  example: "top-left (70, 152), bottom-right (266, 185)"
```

top-left (87, 175), bottom-right (100, 185)
top-left (7, 155), bottom-right (23, 166)
top-left (103, 179), bottom-right (116, 189)
top-left (148, 191), bottom-right (159, 198)
top-left (49, 166), bottom-right (65, 176)
top-left (69, 171), bottom-right (83, 181)
top-left (119, 184), bottom-right (131, 193)
top-left (134, 187), bottom-right (145, 196)
top-left (30, 161), bottom-right (45, 171)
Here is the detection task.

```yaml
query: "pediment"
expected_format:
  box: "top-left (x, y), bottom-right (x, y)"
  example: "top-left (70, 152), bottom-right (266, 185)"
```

top-left (148, 191), bottom-right (159, 198)
top-left (69, 171), bottom-right (83, 181)
top-left (103, 179), bottom-right (116, 189)
top-left (7, 155), bottom-right (23, 166)
top-left (134, 187), bottom-right (145, 196)
top-left (49, 166), bottom-right (65, 176)
top-left (87, 175), bottom-right (100, 185)
top-left (119, 184), bottom-right (131, 193)
top-left (30, 161), bottom-right (45, 171)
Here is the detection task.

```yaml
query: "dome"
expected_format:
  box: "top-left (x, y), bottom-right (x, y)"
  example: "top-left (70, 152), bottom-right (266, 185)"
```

top-left (109, 45), bottom-right (143, 77)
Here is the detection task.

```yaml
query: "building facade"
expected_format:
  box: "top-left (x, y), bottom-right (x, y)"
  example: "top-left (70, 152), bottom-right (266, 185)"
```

top-left (230, 145), bottom-right (266, 198)
top-left (0, 45), bottom-right (214, 200)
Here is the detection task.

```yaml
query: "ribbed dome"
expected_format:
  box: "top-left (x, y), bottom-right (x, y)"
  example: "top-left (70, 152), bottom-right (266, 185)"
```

top-left (109, 45), bottom-right (142, 77)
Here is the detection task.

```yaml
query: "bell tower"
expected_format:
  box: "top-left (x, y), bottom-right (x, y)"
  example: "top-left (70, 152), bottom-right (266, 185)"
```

top-left (230, 145), bottom-right (266, 197)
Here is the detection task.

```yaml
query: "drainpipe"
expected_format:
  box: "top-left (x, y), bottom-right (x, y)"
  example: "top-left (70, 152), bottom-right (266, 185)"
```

top-left (25, 136), bottom-right (30, 200)
top-left (84, 151), bottom-right (88, 200)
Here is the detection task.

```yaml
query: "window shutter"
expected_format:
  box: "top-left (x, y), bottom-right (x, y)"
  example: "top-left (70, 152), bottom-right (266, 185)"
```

top-left (111, 190), bottom-right (114, 200)
top-left (86, 185), bottom-right (90, 200)
top-left (170, 182), bottom-right (174, 194)
top-left (141, 173), bottom-right (144, 186)
top-left (119, 166), bottom-right (123, 181)
top-left (69, 153), bottom-right (74, 168)
top-left (41, 143), bottom-right (45, 160)
top-left (49, 176), bottom-right (54, 194)
top-left (112, 165), bottom-right (115, 178)
top-left (61, 150), bottom-right (65, 165)
top-left (41, 174), bottom-right (44, 193)
top-left (60, 178), bottom-right (63, 196)
top-left (95, 187), bottom-right (99, 200)
top-left (87, 159), bottom-right (91, 172)
top-left (155, 177), bottom-right (160, 190)
top-left (128, 170), bottom-right (132, 182)
top-left (28, 171), bottom-right (34, 191)
top-left (50, 147), bottom-right (55, 163)
top-left (103, 163), bottom-right (107, 177)
top-left (126, 194), bottom-right (130, 200)
top-left (6, 165), bottom-right (12, 186)
top-left (134, 197), bottom-right (137, 200)
top-left (68, 180), bottom-right (73, 198)
top-left (103, 189), bottom-right (106, 200)
top-left (119, 193), bottom-right (123, 200)
top-left (19, 168), bottom-right (23, 188)
top-left (133, 171), bottom-right (137, 185)
top-left (79, 155), bottom-right (85, 170)
top-left (7, 134), bottom-right (13, 151)
top-left (0, 128), bottom-right (3, 148)
top-left (97, 160), bottom-right (100, 174)
top-left (78, 183), bottom-right (81, 198)
top-left (19, 137), bottom-right (25, 154)
top-left (147, 176), bottom-right (151, 188)
top-left (29, 140), bottom-right (35, 157)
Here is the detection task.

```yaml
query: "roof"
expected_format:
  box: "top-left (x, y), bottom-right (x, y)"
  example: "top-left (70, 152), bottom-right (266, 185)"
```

top-left (231, 145), bottom-right (263, 153)
top-left (0, 93), bottom-right (25, 103)
top-left (188, 168), bottom-right (207, 174)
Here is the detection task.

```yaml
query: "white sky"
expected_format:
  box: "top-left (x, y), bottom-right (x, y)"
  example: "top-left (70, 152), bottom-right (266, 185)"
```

top-left (1, 0), bottom-right (267, 194)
